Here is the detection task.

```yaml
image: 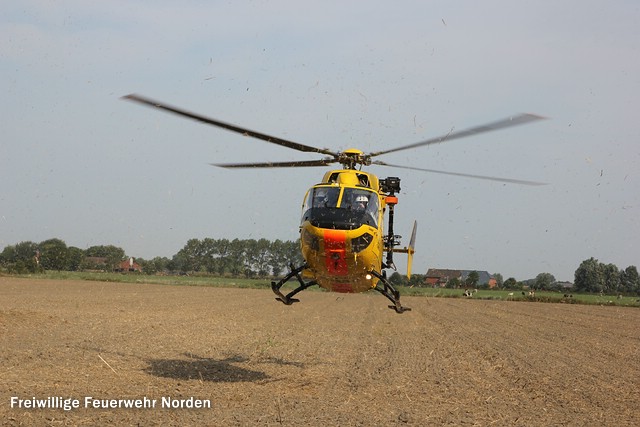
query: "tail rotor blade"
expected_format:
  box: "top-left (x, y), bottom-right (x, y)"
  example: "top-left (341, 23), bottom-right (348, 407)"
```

top-left (407, 221), bottom-right (417, 279)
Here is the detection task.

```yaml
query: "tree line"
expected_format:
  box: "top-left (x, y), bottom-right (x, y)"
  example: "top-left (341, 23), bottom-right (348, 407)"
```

top-left (1, 239), bottom-right (637, 294)
top-left (170, 238), bottom-right (302, 277)
top-left (573, 257), bottom-right (639, 294)
top-left (388, 263), bottom-right (639, 295)
top-left (0, 237), bottom-right (302, 278)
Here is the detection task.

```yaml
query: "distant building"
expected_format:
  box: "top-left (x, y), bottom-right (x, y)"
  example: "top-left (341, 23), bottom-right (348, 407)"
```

top-left (116, 257), bottom-right (143, 273)
top-left (425, 269), bottom-right (460, 287)
top-left (84, 256), bottom-right (142, 272)
top-left (425, 268), bottom-right (497, 288)
top-left (556, 281), bottom-right (574, 289)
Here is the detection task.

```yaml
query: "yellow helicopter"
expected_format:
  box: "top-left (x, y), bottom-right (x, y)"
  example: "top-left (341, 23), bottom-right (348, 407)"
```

top-left (123, 94), bottom-right (545, 313)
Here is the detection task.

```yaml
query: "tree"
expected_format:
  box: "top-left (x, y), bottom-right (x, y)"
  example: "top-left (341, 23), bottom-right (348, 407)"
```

top-left (620, 266), bottom-right (640, 294)
top-left (0, 241), bottom-right (40, 273)
top-left (200, 237), bottom-right (218, 273)
top-left (39, 238), bottom-right (69, 271)
top-left (389, 271), bottom-right (408, 287)
top-left (173, 239), bottom-right (206, 273)
top-left (465, 271), bottom-right (479, 288)
top-left (446, 277), bottom-right (461, 288)
top-left (168, 237), bottom-right (301, 277)
top-left (227, 239), bottom-right (245, 276)
top-left (503, 277), bottom-right (518, 290)
top-left (170, 251), bottom-right (188, 273)
top-left (574, 259), bottom-right (638, 294)
top-left (147, 256), bottom-right (171, 274)
top-left (0, 244), bottom-right (17, 268)
top-left (247, 238), bottom-right (271, 277)
top-left (574, 257), bottom-right (604, 293)
top-left (268, 239), bottom-right (286, 277)
top-left (86, 245), bottom-right (126, 270)
top-left (216, 239), bottom-right (231, 276)
top-left (282, 240), bottom-right (303, 268)
top-left (535, 272), bottom-right (556, 290)
top-left (602, 263), bottom-right (620, 293)
top-left (407, 274), bottom-right (425, 288)
top-left (66, 247), bottom-right (85, 271)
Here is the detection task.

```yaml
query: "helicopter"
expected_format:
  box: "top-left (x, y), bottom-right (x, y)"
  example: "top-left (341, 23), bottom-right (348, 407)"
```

top-left (123, 94), bottom-right (545, 313)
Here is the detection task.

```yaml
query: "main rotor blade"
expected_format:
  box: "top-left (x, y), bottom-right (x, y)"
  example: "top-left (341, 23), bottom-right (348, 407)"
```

top-left (371, 160), bottom-right (547, 186)
top-left (122, 94), bottom-right (337, 157)
top-left (211, 159), bottom-right (336, 169)
top-left (368, 113), bottom-right (546, 158)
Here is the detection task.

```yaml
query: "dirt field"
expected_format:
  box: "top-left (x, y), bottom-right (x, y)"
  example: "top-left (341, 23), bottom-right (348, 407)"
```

top-left (1, 277), bottom-right (638, 426)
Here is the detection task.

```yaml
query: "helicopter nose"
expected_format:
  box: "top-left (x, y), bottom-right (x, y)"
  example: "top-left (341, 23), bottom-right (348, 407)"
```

top-left (323, 229), bottom-right (348, 275)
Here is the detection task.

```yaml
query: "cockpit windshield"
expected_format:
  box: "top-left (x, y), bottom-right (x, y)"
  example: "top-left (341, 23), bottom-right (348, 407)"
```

top-left (310, 187), bottom-right (340, 209)
top-left (301, 186), bottom-right (379, 230)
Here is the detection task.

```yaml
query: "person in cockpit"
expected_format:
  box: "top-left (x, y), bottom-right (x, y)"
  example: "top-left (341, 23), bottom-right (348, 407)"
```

top-left (354, 195), bottom-right (369, 210)
top-left (313, 188), bottom-right (329, 208)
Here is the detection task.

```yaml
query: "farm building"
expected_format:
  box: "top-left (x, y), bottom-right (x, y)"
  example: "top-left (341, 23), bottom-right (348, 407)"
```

top-left (115, 258), bottom-right (143, 273)
top-left (83, 257), bottom-right (142, 273)
top-left (425, 268), bottom-right (497, 288)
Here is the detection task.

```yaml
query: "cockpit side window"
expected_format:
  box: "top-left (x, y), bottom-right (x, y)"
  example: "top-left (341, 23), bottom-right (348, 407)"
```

top-left (364, 193), bottom-right (379, 226)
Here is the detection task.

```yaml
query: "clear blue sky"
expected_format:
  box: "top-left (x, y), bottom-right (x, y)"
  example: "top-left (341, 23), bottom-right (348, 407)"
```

top-left (2, 1), bottom-right (639, 282)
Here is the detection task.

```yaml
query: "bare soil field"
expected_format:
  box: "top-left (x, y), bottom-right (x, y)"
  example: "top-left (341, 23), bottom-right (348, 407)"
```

top-left (1, 277), bottom-right (638, 426)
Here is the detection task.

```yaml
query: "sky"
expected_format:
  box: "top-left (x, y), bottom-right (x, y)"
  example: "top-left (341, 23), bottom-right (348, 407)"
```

top-left (1, 0), bottom-right (639, 282)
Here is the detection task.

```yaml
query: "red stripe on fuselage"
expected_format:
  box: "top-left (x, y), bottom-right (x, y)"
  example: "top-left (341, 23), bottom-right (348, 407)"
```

top-left (323, 229), bottom-right (348, 276)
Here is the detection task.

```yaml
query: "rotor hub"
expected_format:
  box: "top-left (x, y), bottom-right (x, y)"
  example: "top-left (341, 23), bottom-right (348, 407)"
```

top-left (338, 149), bottom-right (371, 169)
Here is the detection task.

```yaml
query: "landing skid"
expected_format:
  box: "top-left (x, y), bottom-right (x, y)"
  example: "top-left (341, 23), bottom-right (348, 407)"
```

top-left (370, 270), bottom-right (411, 313)
top-left (271, 263), bottom-right (317, 305)
top-left (272, 264), bottom-right (410, 313)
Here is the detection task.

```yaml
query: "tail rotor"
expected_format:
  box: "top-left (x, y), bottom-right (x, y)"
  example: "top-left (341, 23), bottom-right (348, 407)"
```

top-left (406, 221), bottom-right (417, 279)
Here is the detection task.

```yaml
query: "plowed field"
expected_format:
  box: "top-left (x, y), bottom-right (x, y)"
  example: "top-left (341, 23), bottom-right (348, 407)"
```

top-left (1, 277), bottom-right (638, 426)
